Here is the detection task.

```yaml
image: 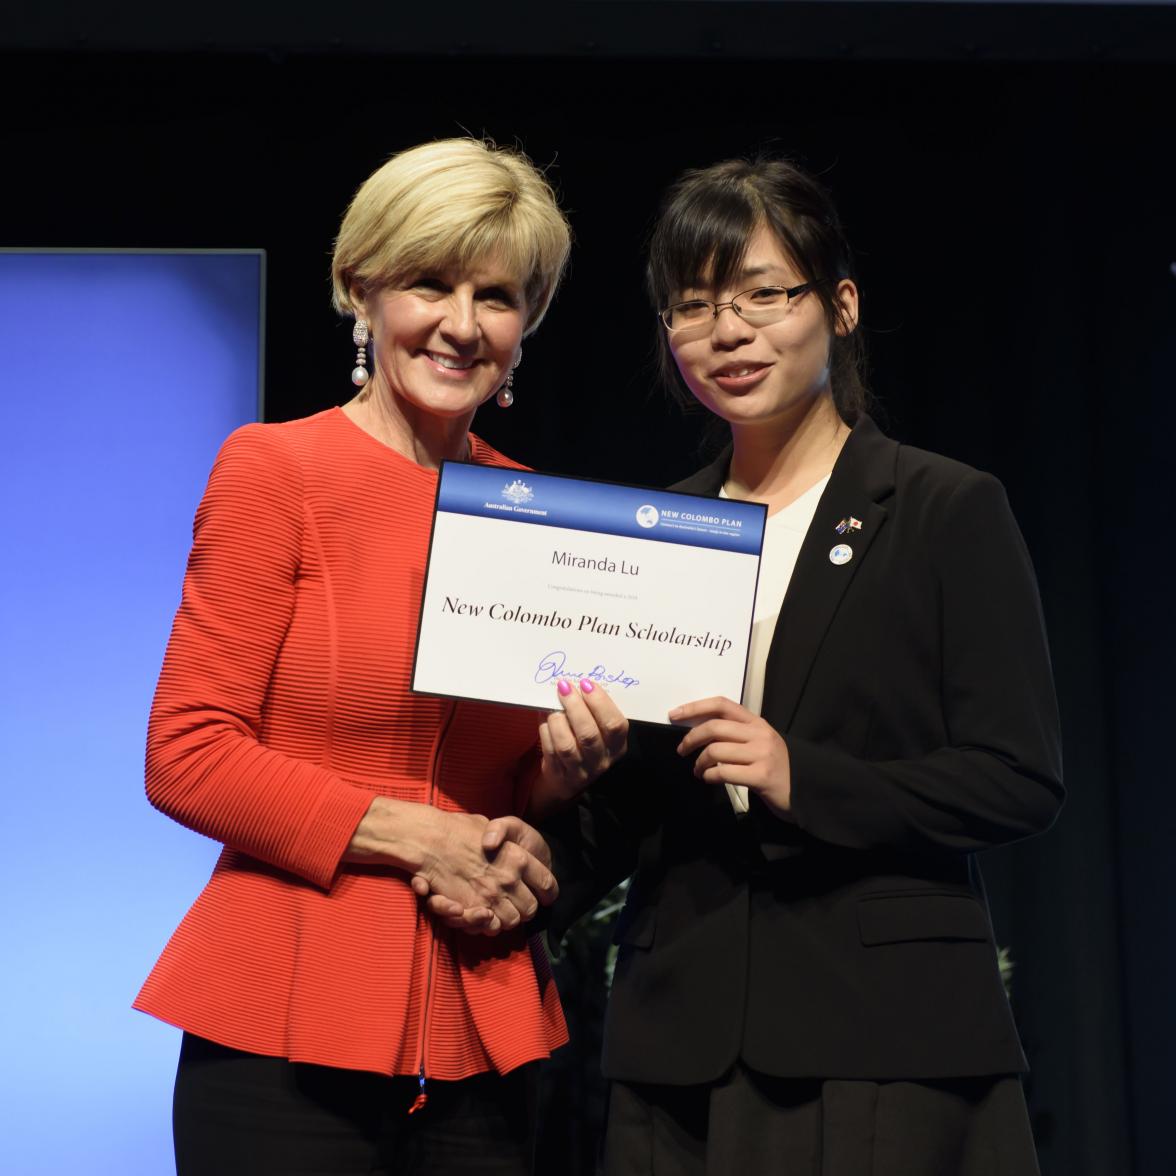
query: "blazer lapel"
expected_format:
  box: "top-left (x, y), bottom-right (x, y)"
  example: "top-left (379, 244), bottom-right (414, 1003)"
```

top-left (760, 415), bottom-right (897, 731)
top-left (672, 419), bottom-right (898, 733)
top-left (669, 420), bottom-right (896, 832)
top-left (668, 446), bottom-right (744, 830)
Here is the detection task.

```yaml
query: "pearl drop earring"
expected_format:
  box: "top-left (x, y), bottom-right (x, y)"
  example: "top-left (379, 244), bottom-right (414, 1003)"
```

top-left (497, 351), bottom-right (522, 408)
top-left (351, 320), bottom-right (370, 387)
top-left (496, 371), bottom-right (514, 408)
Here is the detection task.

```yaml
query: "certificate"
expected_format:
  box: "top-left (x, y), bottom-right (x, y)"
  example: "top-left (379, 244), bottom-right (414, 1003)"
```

top-left (411, 462), bottom-right (766, 725)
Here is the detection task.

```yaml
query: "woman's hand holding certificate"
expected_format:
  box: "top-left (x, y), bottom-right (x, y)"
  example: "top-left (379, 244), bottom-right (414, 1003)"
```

top-left (535, 677), bottom-right (629, 810)
top-left (672, 695), bottom-right (793, 817)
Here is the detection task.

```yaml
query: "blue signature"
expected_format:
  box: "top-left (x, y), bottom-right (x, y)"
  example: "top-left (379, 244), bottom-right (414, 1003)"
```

top-left (534, 650), bottom-right (640, 690)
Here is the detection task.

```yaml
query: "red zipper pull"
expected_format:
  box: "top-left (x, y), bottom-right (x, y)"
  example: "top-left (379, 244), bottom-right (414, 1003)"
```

top-left (407, 1067), bottom-right (428, 1115)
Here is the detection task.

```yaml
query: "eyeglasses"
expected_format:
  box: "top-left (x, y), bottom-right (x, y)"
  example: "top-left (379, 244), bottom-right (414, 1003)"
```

top-left (658, 282), bottom-right (821, 332)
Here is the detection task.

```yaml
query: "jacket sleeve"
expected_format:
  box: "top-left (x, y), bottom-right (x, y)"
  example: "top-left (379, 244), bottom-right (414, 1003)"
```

top-left (785, 470), bottom-right (1064, 854)
top-left (541, 727), bottom-right (666, 943)
top-left (144, 425), bottom-right (375, 889)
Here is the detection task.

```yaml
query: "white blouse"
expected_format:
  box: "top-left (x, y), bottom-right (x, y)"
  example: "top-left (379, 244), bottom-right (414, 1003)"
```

top-left (720, 476), bottom-right (829, 813)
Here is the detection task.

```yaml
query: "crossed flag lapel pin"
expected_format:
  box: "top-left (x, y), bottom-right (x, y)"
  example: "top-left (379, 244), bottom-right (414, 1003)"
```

top-left (830, 516), bottom-right (862, 566)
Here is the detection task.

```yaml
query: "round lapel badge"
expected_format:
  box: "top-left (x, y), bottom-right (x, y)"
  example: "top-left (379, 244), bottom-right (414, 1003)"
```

top-left (829, 543), bottom-right (853, 566)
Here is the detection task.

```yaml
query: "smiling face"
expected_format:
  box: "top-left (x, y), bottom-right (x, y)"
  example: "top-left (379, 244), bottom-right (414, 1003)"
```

top-left (355, 257), bottom-right (527, 422)
top-left (667, 223), bottom-right (857, 430)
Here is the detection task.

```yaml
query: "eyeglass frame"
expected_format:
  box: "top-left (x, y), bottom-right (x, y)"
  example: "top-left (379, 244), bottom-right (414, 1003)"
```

top-left (658, 280), bottom-right (826, 332)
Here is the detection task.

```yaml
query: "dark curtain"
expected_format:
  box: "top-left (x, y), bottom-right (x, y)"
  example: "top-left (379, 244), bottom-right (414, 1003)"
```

top-left (3, 39), bottom-right (1170, 1176)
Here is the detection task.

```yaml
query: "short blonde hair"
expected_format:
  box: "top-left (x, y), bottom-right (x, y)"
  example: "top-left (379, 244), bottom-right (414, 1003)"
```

top-left (331, 138), bottom-right (571, 335)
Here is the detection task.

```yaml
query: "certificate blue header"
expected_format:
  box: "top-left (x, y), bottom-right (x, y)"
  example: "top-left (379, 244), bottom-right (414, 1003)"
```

top-left (437, 462), bottom-right (766, 556)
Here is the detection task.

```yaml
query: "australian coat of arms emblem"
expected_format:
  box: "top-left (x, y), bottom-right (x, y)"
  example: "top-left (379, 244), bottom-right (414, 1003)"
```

top-left (502, 479), bottom-right (534, 505)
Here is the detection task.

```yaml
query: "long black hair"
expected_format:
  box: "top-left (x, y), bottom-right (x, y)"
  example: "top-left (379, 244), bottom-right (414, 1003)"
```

top-left (646, 156), bottom-right (870, 423)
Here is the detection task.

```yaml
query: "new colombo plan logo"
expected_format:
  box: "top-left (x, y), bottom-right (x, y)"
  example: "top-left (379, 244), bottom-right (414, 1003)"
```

top-left (635, 504), bottom-right (659, 529)
top-left (501, 479), bottom-right (534, 505)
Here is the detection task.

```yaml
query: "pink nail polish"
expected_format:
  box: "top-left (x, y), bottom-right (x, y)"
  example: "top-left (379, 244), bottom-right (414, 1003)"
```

top-left (580, 678), bottom-right (595, 694)
top-left (557, 679), bottom-right (572, 697)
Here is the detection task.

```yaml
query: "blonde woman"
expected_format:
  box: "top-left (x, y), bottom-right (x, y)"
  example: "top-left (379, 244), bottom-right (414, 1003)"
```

top-left (136, 139), bottom-right (627, 1175)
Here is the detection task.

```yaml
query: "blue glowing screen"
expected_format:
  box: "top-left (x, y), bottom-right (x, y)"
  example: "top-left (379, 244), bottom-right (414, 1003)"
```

top-left (0, 251), bottom-right (263, 1175)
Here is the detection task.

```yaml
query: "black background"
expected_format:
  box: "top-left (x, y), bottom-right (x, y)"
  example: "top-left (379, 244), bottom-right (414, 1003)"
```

top-left (4, 4), bottom-right (1173, 1173)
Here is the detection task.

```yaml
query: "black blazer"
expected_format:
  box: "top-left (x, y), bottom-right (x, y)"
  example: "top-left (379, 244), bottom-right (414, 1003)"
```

top-left (546, 415), bottom-right (1064, 1084)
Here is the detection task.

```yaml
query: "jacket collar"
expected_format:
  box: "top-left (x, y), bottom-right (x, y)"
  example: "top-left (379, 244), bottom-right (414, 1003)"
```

top-left (672, 414), bottom-right (894, 501)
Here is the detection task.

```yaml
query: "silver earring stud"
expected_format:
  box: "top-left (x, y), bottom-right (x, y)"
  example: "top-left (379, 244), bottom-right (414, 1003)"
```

top-left (351, 320), bottom-right (370, 387)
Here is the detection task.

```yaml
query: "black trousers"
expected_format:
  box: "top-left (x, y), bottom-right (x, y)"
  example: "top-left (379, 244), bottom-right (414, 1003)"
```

top-left (173, 1033), bottom-right (537, 1176)
top-left (601, 1064), bottom-right (1040, 1176)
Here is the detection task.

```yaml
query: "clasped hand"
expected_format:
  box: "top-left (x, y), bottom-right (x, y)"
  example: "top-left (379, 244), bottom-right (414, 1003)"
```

top-left (419, 677), bottom-right (628, 935)
top-left (409, 812), bottom-right (558, 936)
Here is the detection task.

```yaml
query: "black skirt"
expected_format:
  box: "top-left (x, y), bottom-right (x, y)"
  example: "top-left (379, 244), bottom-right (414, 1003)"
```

top-left (601, 1065), bottom-right (1039, 1176)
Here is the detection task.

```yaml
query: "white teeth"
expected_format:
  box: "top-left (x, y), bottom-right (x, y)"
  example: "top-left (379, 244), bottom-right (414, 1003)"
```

top-left (722, 368), bottom-right (757, 378)
top-left (427, 352), bottom-right (475, 370)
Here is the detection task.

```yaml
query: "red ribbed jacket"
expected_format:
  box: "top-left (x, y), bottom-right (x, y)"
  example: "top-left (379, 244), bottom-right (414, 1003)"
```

top-left (134, 408), bottom-right (566, 1077)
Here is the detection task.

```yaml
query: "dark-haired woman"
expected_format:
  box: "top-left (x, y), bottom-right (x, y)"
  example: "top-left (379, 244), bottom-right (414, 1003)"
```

top-left (544, 158), bottom-right (1064, 1175)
